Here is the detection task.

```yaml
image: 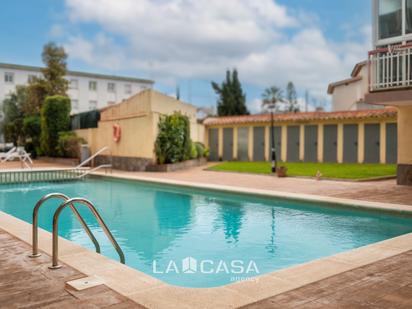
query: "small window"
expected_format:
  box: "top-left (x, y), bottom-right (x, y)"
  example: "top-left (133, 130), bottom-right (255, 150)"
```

top-left (124, 84), bottom-right (132, 94)
top-left (107, 82), bottom-right (116, 92)
top-left (378, 0), bottom-right (402, 39)
top-left (71, 99), bottom-right (79, 110)
top-left (27, 75), bottom-right (37, 83)
top-left (69, 79), bottom-right (78, 89)
top-left (89, 100), bottom-right (98, 110)
top-left (4, 72), bottom-right (14, 83)
top-left (89, 81), bottom-right (97, 91)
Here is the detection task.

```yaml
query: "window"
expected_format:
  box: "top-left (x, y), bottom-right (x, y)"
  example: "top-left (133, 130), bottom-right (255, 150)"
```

top-left (124, 84), bottom-right (132, 94)
top-left (27, 75), bottom-right (37, 83)
top-left (378, 0), bottom-right (402, 39)
top-left (4, 72), bottom-right (14, 83)
top-left (407, 0), bottom-right (412, 33)
top-left (71, 99), bottom-right (79, 110)
top-left (89, 81), bottom-right (97, 91)
top-left (69, 79), bottom-right (78, 89)
top-left (107, 82), bottom-right (116, 92)
top-left (89, 100), bottom-right (98, 110)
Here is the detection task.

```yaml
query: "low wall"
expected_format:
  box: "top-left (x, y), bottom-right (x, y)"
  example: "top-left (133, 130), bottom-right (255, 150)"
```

top-left (95, 155), bottom-right (152, 172)
top-left (146, 158), bottom-right (207, 172)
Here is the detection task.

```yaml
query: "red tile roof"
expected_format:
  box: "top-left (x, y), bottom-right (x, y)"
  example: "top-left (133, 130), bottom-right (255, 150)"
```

top-left (203, 108), bottom-right (397, 126)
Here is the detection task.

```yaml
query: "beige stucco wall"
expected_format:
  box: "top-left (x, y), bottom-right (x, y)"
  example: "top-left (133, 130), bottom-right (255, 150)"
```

top-left (332, 66), bottom-right (369, 111)
top-left (74, 89), bottom-right (203, 161)
top-left (397, 106), bottom-right (412, 165)
top-left (205, 117), bottom-right (396, 164)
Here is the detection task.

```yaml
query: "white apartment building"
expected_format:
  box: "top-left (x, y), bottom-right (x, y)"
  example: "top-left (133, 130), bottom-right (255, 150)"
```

top-left (0, 62), bottom-right (154, 119)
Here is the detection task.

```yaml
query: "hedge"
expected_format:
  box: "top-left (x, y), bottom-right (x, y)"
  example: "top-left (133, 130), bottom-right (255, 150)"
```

top-left (40, 95), bottom-right (71, 156)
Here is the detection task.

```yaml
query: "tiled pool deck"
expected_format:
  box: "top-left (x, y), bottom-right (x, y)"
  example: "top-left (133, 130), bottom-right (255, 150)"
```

top-left (0, 229), bottom-right (142, 308)
top-left (1, 161), bottom-right (412, 308)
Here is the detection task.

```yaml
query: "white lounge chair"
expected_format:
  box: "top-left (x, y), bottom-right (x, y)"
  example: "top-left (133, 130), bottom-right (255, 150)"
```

top-left (0, 147), bottom-right (33, 168)
top-left (0, 147), bottom-right (17, 161)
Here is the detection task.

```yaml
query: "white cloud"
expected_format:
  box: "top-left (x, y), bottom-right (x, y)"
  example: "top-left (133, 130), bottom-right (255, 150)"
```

top-left (62, 0), bottom-right (370, 103)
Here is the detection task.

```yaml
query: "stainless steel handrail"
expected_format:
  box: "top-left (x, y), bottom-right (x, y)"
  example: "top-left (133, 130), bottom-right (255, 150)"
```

top-left (76, 146), bottom-right (109, 169)
top-left (50, 197), bottom-right (125, 269)
top-left (29, 193), bottom-right (101, 258)
top-left (77, 164), bottom-right (112, 178)
top-left (75, 146), bottom-right (112, 179)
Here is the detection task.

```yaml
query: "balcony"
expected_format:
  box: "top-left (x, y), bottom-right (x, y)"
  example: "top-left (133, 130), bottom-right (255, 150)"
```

top-left (369, 44), bottom-right (412, 92)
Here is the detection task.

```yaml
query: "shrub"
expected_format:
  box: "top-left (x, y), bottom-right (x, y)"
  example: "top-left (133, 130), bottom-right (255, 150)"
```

top-left (57, 131), bottom-right (86, 158)
top-left (40, 95), bottom-right (71, 156)
top-left (190, 143), bottom-right (198, 159)
top-left (194, 142), bottom-right (205, 158)
top-left (204, 147), bottom-right (210, 158)
top-left (23, 116), bottom-right (41, 156)
top-left (154, 112), bottom-right (192, 164)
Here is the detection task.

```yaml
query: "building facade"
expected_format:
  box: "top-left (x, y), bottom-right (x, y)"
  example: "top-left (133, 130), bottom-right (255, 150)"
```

top-left (75, 89), bottom-right (204, 171)
top-left (328, 61), bottom-right (384, 111)
top-left (365, 0), bottom-right (412, 185)
top-left (204, 109), bottom-right (397, 165)
top-left (0, 63), bottom-right (154, 119)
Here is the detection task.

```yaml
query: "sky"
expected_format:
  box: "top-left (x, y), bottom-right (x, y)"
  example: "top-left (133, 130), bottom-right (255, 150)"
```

top-left (0, 0), bottom-right (371, 113)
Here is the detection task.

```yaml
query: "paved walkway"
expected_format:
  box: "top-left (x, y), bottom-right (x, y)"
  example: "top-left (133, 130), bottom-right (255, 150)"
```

top-left (0, 229), bottom-right (142, 309)
top-left (243, 250), bottom-right (412, 309)
top-left (108, 165), bottom-right (412, 206)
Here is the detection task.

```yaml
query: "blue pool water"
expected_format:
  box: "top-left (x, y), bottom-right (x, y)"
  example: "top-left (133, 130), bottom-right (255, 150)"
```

top-left (1, 178), bottom-right (412, 288)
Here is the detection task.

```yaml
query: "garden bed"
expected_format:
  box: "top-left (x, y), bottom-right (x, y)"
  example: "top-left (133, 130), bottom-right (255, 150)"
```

top-left (146, 158), bottom-right (207, 172)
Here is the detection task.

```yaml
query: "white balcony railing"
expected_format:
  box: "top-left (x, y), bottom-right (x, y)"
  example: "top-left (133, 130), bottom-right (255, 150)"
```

top-left (369, 44), bottom-right (412, 92)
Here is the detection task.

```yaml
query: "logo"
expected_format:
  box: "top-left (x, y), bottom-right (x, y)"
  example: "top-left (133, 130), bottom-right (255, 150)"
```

top-left (152, 256), bottom-right (259, 280)
top-left (182, 257), bottom-right (197, 273)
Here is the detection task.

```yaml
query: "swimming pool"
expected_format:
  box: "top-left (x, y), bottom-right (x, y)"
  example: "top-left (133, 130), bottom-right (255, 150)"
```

top-left (1, 177), bottom-right (412, 288)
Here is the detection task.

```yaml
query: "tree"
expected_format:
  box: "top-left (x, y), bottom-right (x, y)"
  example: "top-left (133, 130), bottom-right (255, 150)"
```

top-left (261, 86), bottom-right (284, 112)
top-left (24, 78), bottom-right (48, 116)
top-left (25, 42), bottom-right (69, 115)
top-left (2, 86), bottom-right (28, 145)
top-left (40, 95), bottom-right (71, 156)
top-left (286, 82), bottom-right (300, 112)
top-left (212, 69), bottom-right (249, 116)
top-left (42, 42), bottom-right (69, 95)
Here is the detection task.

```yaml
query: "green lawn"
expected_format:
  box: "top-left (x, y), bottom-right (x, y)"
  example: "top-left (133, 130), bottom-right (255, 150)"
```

top-left (208, 162), bottom-right (397, 180)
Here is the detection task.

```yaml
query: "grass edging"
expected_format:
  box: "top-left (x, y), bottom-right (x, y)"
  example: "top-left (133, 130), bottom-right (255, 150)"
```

top-left (207, 162), bottom-right (397, 181)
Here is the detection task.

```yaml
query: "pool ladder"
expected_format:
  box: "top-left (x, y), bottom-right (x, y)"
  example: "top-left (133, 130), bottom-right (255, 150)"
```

top-left (29, 193), bottom-right (125, 269)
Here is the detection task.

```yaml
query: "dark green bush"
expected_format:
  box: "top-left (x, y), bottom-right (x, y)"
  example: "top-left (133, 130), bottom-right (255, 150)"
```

top-left (154, 112), bottom-right (192, 164)
top-left (57, 131), bottom-right (86, 158)
top-left (23, 116), bottom-right (41, 156)
top-left (40, 95), bottom-right (71, 156)
top-left (194, 142), bottom-right (205, 158)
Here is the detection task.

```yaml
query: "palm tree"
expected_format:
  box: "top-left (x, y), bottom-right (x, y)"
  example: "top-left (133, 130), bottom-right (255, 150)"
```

top-left (261, 86), bottom-right (284, 112)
